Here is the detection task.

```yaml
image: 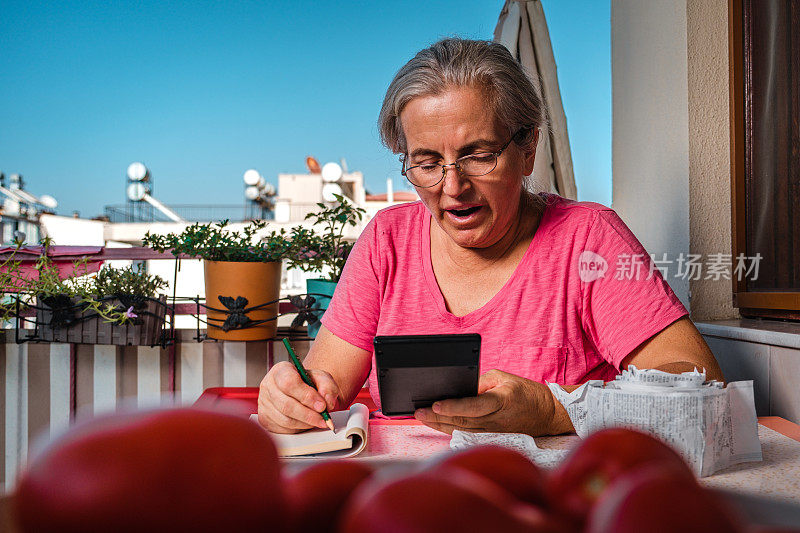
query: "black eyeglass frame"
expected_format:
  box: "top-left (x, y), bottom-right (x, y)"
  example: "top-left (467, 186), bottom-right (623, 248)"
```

top-left (400, 127), bottom-right (532, 188)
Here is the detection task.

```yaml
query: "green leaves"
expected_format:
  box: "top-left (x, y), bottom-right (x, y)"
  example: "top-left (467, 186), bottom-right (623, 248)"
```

top-left (140, 196), bottom-right (366, 280)
top-left (35, 259), bottom-right (166, 324)
top-left (142, 220), bottom-right (291, 263)
top-left (288, 194), bottom-right (366, 282)
top-left (94, 265), bottom-right (167, 298)
top-left (0, 241), bottom-right (28, 322)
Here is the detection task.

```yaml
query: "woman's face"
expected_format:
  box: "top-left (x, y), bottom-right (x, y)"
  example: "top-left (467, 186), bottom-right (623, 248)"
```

top-left (400, 85), bottom-right (536, 250)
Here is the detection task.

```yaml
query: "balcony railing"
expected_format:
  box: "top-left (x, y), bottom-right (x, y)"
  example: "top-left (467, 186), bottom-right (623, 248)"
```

top-left (0, 245), bottom-right (309, 335)
top-left (103, 204), bottom-right (274, 223)
top-left (1, 244), bottom-right (321, 488)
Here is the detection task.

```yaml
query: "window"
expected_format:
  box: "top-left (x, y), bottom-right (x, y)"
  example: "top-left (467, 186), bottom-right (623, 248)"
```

top-left (730, 0), bottom-right (800, 320)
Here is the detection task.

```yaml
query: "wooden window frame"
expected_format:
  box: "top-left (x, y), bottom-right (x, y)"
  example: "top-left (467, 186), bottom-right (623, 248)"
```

top-left (729, 0), bottom-right (800, 320)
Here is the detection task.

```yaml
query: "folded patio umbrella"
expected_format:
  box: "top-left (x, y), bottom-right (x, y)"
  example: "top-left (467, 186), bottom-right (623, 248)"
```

top-left (494, 0), bottom-right (578, 200)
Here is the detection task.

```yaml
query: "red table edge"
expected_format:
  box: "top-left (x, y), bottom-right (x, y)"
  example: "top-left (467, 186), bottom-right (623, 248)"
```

top-left (758, 416), bottom-right (800, 443)
top-left (195, 388), bottom-right (800, 436)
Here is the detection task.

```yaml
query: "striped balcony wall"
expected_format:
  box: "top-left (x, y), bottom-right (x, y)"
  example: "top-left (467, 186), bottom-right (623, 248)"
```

top-left (1, 331), bottom-right (311, 491)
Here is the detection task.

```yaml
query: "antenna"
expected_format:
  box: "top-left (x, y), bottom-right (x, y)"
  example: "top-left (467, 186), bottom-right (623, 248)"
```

top-left (243, 169), bottom-right (261, 186)
top-left (242, 169), bottom-right (276, 217)
top-left (245, 186), bottom-right (260, 200)
top-left (319, 161), bottom-right (360, 203)
top-left (306, 156), bottom-right (321, 174)
top-left (321, 162), bottom-right (343, 183)
top-left (39, 195), bottom-right (58, 210)
top-left (127, 182), bottom-right (147, 202)
top-left (127, 162), bottom-right (149, 182)
top-left (0, 173), bottom-right (58, 216)
top-left (9, 174), bottom-right (23, 190)
top-left (322, 182), bottom-right (343, 202)
top-left (125, 162), bottom-right (184, 222)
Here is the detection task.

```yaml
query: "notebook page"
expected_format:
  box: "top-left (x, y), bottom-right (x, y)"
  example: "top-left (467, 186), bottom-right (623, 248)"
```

top-left (251, 403), bottom-right (369, 458)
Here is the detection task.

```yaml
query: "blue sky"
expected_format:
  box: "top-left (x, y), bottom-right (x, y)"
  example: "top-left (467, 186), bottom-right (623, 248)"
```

top-left (0, 1), bottom-right (610, 217)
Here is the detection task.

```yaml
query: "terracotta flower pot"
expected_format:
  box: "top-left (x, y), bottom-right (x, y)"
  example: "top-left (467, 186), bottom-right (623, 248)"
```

top-left (203, 260), bottom-right (282, 341)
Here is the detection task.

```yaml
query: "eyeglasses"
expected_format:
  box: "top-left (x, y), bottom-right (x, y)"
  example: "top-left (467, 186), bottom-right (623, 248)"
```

top-left (400, 128), bottom-right (529, 188)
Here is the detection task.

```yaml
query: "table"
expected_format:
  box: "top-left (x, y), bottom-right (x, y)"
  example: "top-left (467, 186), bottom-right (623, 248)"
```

top-left (199, 386), bottom-right (800, 504)
top-left (339, 416), bottom-right (800, 506)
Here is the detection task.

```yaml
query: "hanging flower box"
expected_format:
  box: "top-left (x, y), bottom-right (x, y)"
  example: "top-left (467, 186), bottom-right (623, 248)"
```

top-left (35, 294), bottom-right (168, 346)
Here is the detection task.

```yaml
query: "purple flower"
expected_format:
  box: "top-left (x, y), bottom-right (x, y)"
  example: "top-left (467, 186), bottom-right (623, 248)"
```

top-left (125, 306), bottom-right (138, 319)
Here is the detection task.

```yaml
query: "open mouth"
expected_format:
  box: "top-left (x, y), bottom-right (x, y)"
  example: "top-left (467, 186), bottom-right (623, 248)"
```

top-left (447, 206), bottom-right (482, 217)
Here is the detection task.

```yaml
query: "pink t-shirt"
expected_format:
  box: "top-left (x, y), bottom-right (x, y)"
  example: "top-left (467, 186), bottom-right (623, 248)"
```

top-left (321, 193), bottom-right (688, 410)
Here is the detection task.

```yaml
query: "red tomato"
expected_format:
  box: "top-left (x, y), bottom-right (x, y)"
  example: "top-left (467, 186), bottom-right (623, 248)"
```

top-left (286, 460), bottom-right (373, 533)
top-left (548, 428), bottom-right (695, 522)
top-left (587, 464), bottom-right (742, 533)
top-left (339, 468), bottom-right (572, 533)
top-left (14, 408), bottom-right (286, 533)
top-left (433, 445), bottom-right (547, 507)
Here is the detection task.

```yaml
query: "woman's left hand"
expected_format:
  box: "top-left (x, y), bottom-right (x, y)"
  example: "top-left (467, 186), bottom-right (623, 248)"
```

top-left (413, 369), bottom-right (572, 436)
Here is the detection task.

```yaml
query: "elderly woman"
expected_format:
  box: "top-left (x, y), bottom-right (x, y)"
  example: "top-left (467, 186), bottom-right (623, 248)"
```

top-left (259, 38), bottom-right (723, 436)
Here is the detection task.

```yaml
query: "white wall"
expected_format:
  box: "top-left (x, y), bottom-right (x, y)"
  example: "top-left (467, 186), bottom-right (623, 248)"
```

top-left (687, 0), bottom-right (739, 320)
top-left (278, 174), bottom-right (323, 205)
top-left (39, 214), bottom-right (105, 246)
top-left (611, 0), bottom-right (690, 309)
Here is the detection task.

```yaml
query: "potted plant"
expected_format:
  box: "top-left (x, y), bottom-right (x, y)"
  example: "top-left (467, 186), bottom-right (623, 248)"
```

top-left (287, 195), bottom-right (365, 338)
top-left (143, 220), bottom-right (292, 341)
top-left (33, 258), bottom-right (168, 346)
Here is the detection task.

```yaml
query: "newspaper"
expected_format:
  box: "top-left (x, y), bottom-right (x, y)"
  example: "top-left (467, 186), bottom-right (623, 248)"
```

top-left (450, 430), bottom-right (569, 469)
top-left (549, 366), bottom-right (762, 477)
top-left (546, 379), bottom-right (604, 436)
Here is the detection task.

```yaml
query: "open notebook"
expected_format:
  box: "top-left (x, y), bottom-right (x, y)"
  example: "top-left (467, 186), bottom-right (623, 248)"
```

top-left (251, 403), bottom-right (369, 458)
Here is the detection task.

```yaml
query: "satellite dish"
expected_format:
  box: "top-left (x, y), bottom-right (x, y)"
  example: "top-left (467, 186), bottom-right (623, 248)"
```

top-left (127, 162), bottom-right (148, 182)
top-left (321, 162), bottom-right (343, 183)
top-left (243, 169), bottom-right (261, 186)
top-left (244, 186), bottom-right (260, 200)
top-left (257, 175), bottom-right (266, 188)
top-left (306, 156), bottom-right (322, 174)
top-left (126, 182), bottom-right (147, 202)
top-left (322, 183), bottom-right (343, 202)
top-left (262, 183), bottom-right (276, 196)
top-left (39, 195), bottom-right (58, 209)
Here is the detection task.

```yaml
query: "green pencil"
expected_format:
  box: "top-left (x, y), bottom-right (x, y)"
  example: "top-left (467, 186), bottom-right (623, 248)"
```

top-left (282, 338), bottom-right (335, 431)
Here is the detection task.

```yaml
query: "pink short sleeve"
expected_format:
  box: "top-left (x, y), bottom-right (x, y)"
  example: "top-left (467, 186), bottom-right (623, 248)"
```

top-left (320, 217), bottom-right (381, 352)
top-left (580, 209), bottom-right (688, 368)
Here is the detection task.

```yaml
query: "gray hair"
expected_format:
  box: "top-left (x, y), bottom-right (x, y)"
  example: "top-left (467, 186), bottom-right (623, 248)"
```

top-left (378, 38), bottom-right (547, 155)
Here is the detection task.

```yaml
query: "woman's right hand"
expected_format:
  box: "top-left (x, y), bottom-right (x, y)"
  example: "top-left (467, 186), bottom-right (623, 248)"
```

top-left (257, 361), bottom-right (341, 434)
